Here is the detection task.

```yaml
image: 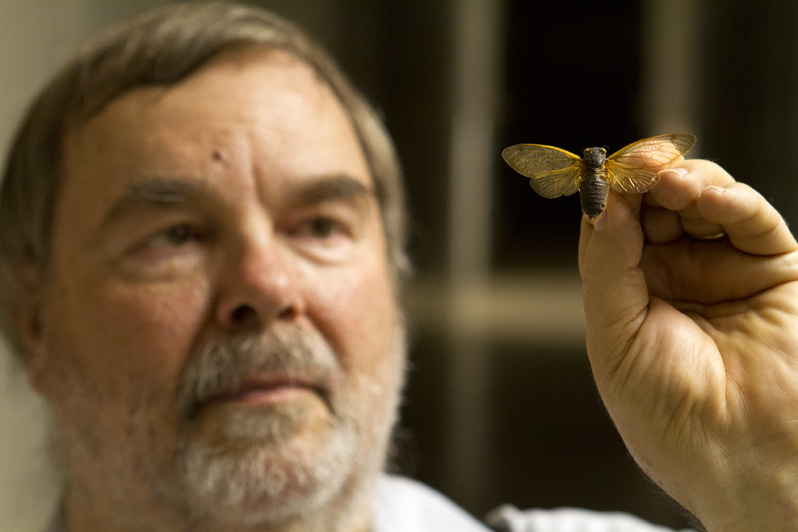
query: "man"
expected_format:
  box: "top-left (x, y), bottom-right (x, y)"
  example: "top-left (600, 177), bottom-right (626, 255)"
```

top-left (3, 3), bottom-right (798, 532)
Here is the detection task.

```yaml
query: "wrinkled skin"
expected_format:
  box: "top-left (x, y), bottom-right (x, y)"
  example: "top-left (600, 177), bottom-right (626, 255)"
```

top-left (580, 159), bottom-right (798, 531)
top-left (20, 48), bottom-right (404, 532)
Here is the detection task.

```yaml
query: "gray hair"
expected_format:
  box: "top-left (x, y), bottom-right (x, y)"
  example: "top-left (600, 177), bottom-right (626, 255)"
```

top-left (0, 2), bottom-right (409, 364)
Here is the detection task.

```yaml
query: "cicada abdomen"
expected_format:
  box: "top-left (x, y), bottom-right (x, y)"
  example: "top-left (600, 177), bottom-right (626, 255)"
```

top-left (579, 173), bottom-right (610, 222)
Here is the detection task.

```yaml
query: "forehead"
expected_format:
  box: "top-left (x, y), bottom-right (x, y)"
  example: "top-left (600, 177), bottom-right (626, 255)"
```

top-left (57, 48), bottom-right (371, 222)
top-left (67, 47), bottom-right (364, 167)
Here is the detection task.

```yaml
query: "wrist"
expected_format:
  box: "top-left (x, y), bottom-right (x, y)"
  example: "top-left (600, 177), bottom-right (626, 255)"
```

top-left (694, 467), bottom-right (798, 532)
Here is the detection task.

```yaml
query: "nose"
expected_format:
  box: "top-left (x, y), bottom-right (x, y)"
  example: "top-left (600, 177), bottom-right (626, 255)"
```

top-left (215, 234), bottom-right (304, 330)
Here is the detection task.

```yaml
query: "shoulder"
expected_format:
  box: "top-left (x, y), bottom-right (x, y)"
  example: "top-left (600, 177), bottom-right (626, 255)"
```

top-left (373, 475), bottom-right (491, 532)
top-left (373, 476), bottom-right (693, 532)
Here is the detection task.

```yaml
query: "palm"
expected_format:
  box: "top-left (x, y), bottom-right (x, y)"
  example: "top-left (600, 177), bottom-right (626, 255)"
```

top-left (579, 161), bottom-right (798, 530)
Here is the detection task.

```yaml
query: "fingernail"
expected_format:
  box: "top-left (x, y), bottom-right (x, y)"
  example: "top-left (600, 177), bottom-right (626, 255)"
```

top-left (658, 167), bottom-right (688, 179)
top-left (705, 185), bottom-right (726, 194)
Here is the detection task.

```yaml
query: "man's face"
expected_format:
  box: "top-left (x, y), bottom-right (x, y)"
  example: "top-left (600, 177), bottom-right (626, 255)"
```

top-left (26, 48), bottom-right (404, 530)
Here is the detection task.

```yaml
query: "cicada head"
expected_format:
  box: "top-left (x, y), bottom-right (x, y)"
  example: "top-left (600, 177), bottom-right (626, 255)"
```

top-left (582, 147), bottom-right (607, 170)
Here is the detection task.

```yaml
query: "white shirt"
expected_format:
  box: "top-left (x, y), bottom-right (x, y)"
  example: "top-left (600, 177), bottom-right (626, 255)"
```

top-left (46, 475), bottom-right (695, 531)
top-left (374, 475), bottom-right (695, 532)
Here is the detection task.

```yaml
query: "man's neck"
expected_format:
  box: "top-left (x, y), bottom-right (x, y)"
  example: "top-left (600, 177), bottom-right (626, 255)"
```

top-left (59, 476), bottom-right (376, 532)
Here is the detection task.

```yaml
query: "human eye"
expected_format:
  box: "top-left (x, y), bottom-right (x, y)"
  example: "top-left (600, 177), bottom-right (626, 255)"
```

top-left (303, 217), bottom-right (342, 240)
top-left (146, 223), bottom-right (203, 249)
top-left (108, 220), bottom-right (208, 280)
top-left (290, 215), bottom-right (353, 248)
top-left (125, 222), bottom-right (208, 267)
top-left (283, 208), bottom-right (361, 263)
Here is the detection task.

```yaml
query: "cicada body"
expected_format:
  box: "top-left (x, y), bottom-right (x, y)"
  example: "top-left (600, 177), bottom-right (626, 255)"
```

top-left (579, 169), bottom-right (610, 221)
top-left (502, 133), bottom-right (697, 222)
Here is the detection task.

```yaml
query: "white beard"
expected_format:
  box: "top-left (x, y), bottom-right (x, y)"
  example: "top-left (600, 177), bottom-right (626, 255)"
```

top-left (162, 323), bottom-right (407, 531)
top-left (45, 320), bottom-right (406, 532)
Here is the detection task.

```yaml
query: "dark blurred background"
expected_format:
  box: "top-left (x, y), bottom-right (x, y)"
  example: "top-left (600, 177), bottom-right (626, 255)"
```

top-left (3, 1), bottom-right (798, 530)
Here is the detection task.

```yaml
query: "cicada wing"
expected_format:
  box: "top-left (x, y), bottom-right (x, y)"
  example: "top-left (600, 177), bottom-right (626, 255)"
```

top-left (604, 166), bottom-right (660, 194)
top-left (530, 165), bottom-right (584, 197)
top-left (502, 144), bottom-right (584, 198)
top-left (605, 133), bottom-right (697, 193)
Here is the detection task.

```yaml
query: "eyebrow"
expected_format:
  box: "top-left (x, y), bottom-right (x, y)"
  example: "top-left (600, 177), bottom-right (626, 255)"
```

top-left (102, 174), bottom-right (375, 225)
top-left (128, 178), bottom-right (198, 204)
top-left (101, 177), bottom-right (204, 227)
top-left (289, 175), bottom-right (375, 208)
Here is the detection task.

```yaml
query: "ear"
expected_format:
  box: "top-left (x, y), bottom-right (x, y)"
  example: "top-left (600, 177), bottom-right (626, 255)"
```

top-left (13, 263), bottom-right (47, 394)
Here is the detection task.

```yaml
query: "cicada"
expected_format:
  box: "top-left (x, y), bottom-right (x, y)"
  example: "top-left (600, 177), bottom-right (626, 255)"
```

top-left (501, 133), bottom-right (696, 221)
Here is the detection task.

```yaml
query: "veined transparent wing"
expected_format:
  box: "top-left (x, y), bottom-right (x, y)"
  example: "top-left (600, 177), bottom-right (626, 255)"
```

top-left (605, 133), bottom-right (696, 194)
top-left (502, 144), bottom-right (584, 198)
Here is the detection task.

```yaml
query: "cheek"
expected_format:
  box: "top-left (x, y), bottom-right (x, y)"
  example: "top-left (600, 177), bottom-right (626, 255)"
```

top-left (39, 274), bottom-right (210, 405)
top-left (36, 275), bottom-right (213, 477)
top-left (303, 253), bottom-right (400, 374)
top-left (113, 287), bottom-right (206, 371)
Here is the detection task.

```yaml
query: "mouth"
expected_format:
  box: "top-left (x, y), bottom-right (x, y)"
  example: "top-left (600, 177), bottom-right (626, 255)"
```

top-left (187, 375), bottom-right (329, 419)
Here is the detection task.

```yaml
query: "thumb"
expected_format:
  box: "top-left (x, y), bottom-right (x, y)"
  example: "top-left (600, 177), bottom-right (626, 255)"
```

top-left (579, 192), bottom-right (649, 359)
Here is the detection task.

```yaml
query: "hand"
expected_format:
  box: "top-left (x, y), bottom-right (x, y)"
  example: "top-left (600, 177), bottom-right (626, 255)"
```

top-left (578, 159), bottom-right (798, 531)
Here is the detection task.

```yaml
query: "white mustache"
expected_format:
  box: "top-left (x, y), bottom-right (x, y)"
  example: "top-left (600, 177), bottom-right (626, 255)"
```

top-left (176, 324), bottom-right (341, 420)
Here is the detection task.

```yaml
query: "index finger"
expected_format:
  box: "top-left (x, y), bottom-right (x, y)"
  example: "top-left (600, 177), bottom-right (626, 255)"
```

top-left (697, 182), bottom-right (797, 256)
top-left (644, 159), bottom-right (735, 212)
